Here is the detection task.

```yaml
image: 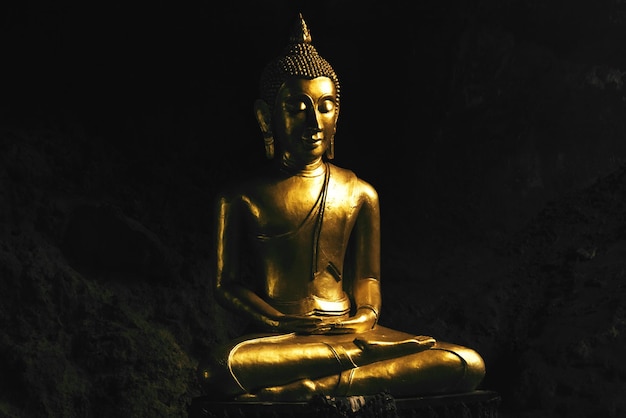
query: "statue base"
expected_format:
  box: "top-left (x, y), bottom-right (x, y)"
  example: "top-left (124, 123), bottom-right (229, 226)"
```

top-left (188, 390), bottom-right (501, 418)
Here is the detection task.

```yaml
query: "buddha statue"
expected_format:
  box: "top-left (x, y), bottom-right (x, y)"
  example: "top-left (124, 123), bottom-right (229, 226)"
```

top-left (199, 13), bottom-right (485, 402)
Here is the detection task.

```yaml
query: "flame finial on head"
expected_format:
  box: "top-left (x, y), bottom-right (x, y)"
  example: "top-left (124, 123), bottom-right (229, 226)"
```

top-left (289, 13), bottom-right (312, 44)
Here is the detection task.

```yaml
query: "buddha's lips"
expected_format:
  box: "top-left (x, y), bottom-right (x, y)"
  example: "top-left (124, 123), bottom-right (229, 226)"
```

top-left (302, 136), bottom-right (323, 146)
top-left (302, 132), bottom-right (324, 143)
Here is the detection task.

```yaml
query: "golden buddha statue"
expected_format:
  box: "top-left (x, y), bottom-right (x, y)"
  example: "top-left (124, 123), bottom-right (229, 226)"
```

top-left (199, 13), bottom-right (485, 402)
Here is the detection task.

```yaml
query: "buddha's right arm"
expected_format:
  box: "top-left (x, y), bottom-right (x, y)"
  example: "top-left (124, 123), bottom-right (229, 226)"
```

top-left (215, 283), bottom-right (323, 333)
top-left (215, 282), bottom-right (284, 328)
top-left (214, 195), bottom-right (322, 333)
top-left (214, 196), bottom-right (282, 328)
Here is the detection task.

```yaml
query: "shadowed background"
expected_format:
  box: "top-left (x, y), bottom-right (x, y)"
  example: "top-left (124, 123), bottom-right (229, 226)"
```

top-left (1, 1), bottom-right (626, 417)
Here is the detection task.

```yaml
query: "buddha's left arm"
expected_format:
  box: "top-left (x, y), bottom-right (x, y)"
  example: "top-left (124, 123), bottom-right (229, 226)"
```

top-left (319, 181), bottom-right (381, 334)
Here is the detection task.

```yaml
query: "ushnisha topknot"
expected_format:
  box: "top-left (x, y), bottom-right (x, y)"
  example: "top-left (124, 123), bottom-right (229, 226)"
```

top-left (259, 13), bottom-right (341, 114)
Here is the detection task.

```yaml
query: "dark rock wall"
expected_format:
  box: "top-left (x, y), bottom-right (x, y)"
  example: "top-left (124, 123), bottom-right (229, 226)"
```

top-left (1, 1), bottom-right (625, 417)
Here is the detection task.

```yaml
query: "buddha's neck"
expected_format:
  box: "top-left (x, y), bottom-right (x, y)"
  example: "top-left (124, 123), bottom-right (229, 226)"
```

top-left (280, 154), bottom-right (326, 177)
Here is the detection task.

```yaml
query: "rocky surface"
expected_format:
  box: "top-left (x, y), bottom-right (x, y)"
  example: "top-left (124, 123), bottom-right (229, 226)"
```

top-left (1, 1), bottom-right (626, 417)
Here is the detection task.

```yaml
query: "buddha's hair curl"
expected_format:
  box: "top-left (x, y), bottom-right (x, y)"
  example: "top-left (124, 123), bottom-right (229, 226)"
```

top-left (259, 14), bottom-right (341, 114)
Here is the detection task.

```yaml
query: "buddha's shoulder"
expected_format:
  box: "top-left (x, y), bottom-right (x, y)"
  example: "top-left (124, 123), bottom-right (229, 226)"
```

top-left (216, 179), bottom-right (264, 201)
top-left (327, 163), bottom-right (354, 180)
top-left (215, 166), bottom-right (284, 200)
top-left (329, 164), bottom-right (379, 199)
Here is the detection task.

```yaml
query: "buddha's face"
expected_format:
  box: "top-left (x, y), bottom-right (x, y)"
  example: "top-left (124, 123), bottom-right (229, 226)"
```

top-left (273, 76), bottom-right (338, 163)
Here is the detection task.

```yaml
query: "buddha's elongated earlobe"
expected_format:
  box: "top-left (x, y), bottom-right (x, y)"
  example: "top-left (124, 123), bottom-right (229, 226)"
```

top-left (326, 126), bottom-right (336, 160)
top-left (254, 99), bottom-right (274, 159)
top-left (263, 133), bottom-right (275, 160)
top-left (326, 137), bottom-right (335, 160)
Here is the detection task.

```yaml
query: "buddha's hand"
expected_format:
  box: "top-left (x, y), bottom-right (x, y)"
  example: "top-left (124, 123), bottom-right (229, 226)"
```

top-left (310, 307), bottom-right (377, 335)
top-left (271, 314), bottom-right (326, 334)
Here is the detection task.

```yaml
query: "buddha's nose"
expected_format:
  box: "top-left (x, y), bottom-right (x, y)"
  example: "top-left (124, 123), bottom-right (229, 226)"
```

top-left (306, 107), bottom-right (323, 130)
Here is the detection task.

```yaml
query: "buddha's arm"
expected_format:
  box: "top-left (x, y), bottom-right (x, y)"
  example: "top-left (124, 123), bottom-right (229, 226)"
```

top-left (214, 194), bottom-right (276, 327)
top-left (214, 194), bottom-right (323, 333)
top-left (318, 181), bottom-right (382, 334)
top-left (215, 282), bottom-right (328, 333)
top-left (318, 279), bottom-right (381, 334)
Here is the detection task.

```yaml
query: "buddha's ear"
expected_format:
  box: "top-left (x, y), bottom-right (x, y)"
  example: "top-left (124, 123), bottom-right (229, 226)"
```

top-left (254, 99), bottom-right (271, 135)
top-left (254, 99), bottom-right (274, 159)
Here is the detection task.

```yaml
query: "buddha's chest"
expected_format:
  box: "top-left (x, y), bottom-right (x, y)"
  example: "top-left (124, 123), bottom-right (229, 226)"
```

top-left (243, 175), bottom-right (357, 238)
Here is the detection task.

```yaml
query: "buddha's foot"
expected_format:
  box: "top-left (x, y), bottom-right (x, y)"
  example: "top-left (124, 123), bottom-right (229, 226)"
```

top-left (353, 334), bottom-right (435, 359)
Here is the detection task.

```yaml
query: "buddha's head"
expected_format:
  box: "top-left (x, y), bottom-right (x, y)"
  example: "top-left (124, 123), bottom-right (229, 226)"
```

top-left (254, 13), bottom-right (340, 162)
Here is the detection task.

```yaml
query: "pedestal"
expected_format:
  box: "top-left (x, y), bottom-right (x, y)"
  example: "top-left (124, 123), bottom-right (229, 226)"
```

top-left (188, 390), bottom-right (501, 418)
